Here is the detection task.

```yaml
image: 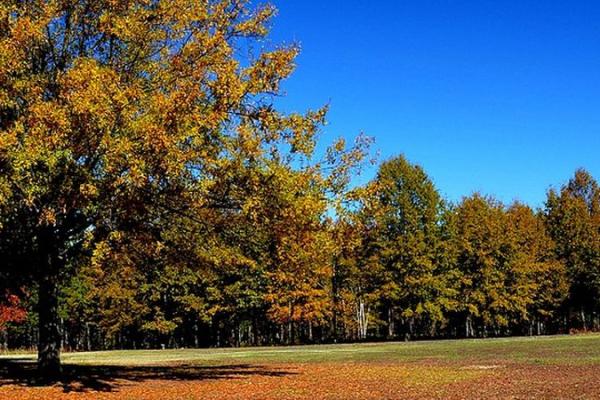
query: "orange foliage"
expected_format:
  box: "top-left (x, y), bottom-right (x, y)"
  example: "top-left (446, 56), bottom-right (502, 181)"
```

top-left (0, 293), bottom-right (27, 330)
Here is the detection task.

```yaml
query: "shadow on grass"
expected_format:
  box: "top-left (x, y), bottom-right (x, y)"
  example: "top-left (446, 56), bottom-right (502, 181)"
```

top-left (0, 358), bottom-right (295, 393)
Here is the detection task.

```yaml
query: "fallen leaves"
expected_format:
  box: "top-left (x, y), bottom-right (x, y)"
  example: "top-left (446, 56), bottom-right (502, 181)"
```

top-left (1, 360), bottom-right (599, 399)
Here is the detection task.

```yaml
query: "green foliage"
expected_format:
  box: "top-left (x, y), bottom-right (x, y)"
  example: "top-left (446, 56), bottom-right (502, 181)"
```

top-left (0, 0), bottom-right (595, 356)
top-left (545, 169), bottom-right (600, 324)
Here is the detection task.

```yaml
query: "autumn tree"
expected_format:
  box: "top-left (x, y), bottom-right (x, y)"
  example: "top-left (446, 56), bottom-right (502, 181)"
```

top-left (451, 195), bottom-right (568, 337)
top-left (545, 169), bottom-right (600, 330)
top-left (0, 0), bottom-right (368, 376)
top-left (506, 203), bottom-right (568, 334)
top-left (360, 156), bottom-right (456, 338)
top-left (452, 194), bottom-right (512, 337)
top-left (260, 166), bottom-right (332, 343)
top-left (331, 183), bottom-right (384, 340)
top-left (0, 292), bottom-right (27, 350)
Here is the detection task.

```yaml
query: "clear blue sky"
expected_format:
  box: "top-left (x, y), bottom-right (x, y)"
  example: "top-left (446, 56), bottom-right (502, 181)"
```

top-left (267, 0), bottom-right (600, 207)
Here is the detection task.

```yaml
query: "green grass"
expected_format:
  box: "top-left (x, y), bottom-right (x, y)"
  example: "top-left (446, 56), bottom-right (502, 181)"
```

top-left (2, 334), bottom-right (600, 367)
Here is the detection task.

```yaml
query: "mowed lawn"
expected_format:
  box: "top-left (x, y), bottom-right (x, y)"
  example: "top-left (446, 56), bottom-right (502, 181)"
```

top-left (1, 334), bottom-right (600, 399)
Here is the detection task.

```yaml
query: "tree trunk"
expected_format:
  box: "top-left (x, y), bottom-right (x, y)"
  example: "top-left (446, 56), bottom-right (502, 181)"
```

top-left (193, 322), bottom-right (199, 348)
top-left (251, 317), bottom-right (259, 346)
top-left (85, 322), bottom-right (91, 351)
top-left (1, 329), bottom-right (7, 351)
top-left (37, 229), bottom-right (62, 379)
top-left (387, 308), bottom-right (394, 339)
top-left (357, 299), bottom-right (368, 340)
top-left (38, 261), bottom-right (62, 379)
top-left (288, 302), bottom-right (294, 344)
top-left (465, 315), bottom-right (472, 338)
top-left (528, 321), bottom-right (533, 336)
top-left (580, 308), bottom-right (587, 330)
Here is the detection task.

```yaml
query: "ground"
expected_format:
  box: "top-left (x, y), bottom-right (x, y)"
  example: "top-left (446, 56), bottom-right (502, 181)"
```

top-left (1, 334), bottom-right (600, 399)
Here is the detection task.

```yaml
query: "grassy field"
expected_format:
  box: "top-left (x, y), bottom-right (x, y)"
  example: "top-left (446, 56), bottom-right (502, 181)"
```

top-left (1, 334), bottom-right (600, 399)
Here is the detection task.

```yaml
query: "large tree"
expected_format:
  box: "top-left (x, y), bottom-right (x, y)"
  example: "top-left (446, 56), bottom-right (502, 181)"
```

top-left (452, 196), bottom-right (567, 337)
top-left (452, 194), bottom-right (511, 337)
top-left (545, 169), bottom-right (600, 329)
top-left (0, 0), bottom-right (365, 377)
top-left (364, 155), bottom-right (455, 339)
top-left (506, 202), bottom-right (568, 334)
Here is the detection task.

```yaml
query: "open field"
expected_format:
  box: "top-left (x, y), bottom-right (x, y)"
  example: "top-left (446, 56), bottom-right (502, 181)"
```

top-left (1, 334), bottom-right (600, 399)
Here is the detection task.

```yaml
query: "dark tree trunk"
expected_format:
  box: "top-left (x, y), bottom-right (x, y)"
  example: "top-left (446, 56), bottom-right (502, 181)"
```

top-left (38, 269), bottom-right (61, 378)
top-left (37, 230), bottom-right (62, 379)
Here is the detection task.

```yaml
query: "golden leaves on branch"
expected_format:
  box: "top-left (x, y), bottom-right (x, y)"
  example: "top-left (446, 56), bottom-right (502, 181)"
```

top-left (0, 0), bottom-right (372, 342)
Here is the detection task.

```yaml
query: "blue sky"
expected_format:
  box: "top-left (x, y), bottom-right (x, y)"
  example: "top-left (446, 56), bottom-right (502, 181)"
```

top-left (266, 0), bottom-right (600, 207)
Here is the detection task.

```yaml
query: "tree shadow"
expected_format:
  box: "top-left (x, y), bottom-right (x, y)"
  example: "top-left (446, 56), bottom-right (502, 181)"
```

top-left (0, 357), bottom-right (296, 393)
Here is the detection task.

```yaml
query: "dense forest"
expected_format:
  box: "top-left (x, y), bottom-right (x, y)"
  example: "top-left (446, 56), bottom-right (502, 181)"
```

top-left (0, 0), bottom-right (599, 378)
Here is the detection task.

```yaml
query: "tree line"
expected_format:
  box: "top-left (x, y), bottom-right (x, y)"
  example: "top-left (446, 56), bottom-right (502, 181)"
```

top-left (2, 158), bottom-right (599, 351)
top-left (0, 0), bottom-right (598, 377)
